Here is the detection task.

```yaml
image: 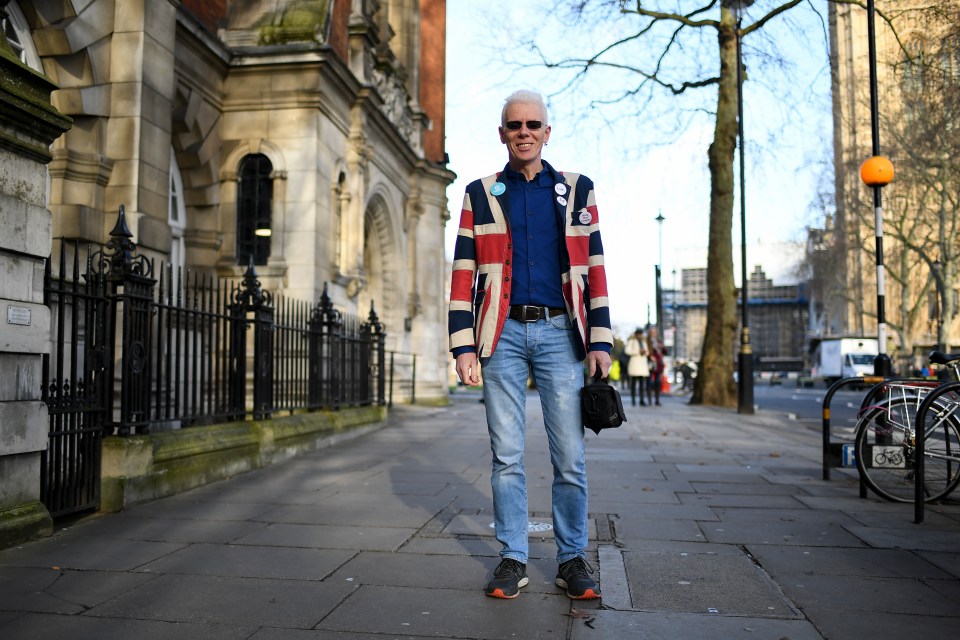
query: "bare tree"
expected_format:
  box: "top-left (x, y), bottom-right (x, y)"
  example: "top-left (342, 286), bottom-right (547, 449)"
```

top-left (524, 1), bottom-right (813, 406)
top-left (519, 0), bottom-right (916, 405)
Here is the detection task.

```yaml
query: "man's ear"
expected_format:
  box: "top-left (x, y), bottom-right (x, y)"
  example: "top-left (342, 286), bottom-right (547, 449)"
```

top-left (498, 127), bottom-right (507, 144)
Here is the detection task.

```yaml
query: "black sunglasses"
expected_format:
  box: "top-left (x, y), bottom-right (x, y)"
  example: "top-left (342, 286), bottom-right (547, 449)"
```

top-left (503, 120), bottom-right (544, 131)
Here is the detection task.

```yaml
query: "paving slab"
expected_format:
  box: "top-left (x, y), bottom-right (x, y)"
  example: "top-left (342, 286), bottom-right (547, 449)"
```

top-left (700, 507), bottom-right (869, 547)
top-left (0, 537), bottom-right (187, 571)
top-left (845, 525), bottom-right (960, 552)
top-left (677, 492), bottom-right (807, 509)
top-left (621, 549), bottom-right (800, 618)
top-left (613, 514), bottom-right (707, 543)
top-left (253, 502), bottom-right (447, 528)
top-left (317, 584), bottom-right (576, 639)
top-left (689, 481), bottom-right (800, 496)
top-left (567, 609), bottom-right (824, 640)
top-left (0, 613), bottom-right (255, 640)
top-left (324, 550), bottom-right (565, 593)
top-left (591, 502), bottom-right (718, 521)
top-left (249, 628), bottom-right (441, 640)
top-left (777, 573), bottom-right (960, 617)
top-left (915, 550), bottom-right (960, 578)
top-left (233, 522), bottom-right (417, 551)
top-left (120, 500), bottom-right (277, 521)
top-left (443, 514), bottom-right (572, 539)
top-left (136, 543), bottom-right (355, 581)
top-left (58, 513), bottom-right (268, 544)
top-left (396, 536), bottom-right (559, 560)
top-left (810, 609), bottom-right (960, 640)
top-left (747, 545), bottom-right (956, 580)
top-left (86, 573), bottom-right (352, 628)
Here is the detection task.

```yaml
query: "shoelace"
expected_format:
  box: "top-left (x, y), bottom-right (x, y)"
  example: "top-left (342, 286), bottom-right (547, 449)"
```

top-left (495, 559), bottom-right (523, 578)
top-left (564, 557), bottom-right (594, 579)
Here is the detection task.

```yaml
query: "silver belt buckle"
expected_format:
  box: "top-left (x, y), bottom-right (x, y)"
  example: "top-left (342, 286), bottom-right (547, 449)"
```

top-left (522, 305), bottom-right (540, 322)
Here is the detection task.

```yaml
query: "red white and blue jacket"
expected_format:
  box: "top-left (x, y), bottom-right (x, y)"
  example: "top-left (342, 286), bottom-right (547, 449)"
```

top-left (448, 161), bottom-right (613, 362)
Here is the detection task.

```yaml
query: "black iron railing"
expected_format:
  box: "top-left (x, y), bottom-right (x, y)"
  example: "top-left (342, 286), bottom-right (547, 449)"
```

top-left (41, 206), bottom-right (388, 516)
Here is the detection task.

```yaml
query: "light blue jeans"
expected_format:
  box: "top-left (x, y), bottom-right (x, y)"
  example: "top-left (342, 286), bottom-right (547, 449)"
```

top-left (481, 314), bottom-right (587, 564)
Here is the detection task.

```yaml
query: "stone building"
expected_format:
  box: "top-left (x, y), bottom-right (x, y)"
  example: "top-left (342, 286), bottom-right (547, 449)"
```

top-left (827, 1), bottom-right (959, 370)
top-left (0, 0), bottom-right (71, 546)
top-left (671, 265), bottom-right (808, 373)
top-left (6, 0), bottom-right (453, 400)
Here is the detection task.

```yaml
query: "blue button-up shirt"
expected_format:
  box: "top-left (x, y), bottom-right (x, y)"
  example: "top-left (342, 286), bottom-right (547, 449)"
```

top-left (502, 165), bottom-right (566, 309)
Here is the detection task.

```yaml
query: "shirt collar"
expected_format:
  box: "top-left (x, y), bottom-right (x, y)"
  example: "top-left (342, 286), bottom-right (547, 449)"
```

top-left (502, 163), bottom-right (552, 186)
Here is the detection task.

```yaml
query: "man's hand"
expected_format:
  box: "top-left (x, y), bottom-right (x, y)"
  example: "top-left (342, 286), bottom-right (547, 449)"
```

top-left (456, 352), bottom-right (481, 386)
top-left (588, 350), bottom-right (612, 379)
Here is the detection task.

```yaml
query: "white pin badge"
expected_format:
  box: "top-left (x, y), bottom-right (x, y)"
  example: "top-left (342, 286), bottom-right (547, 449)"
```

top-left (554, 183), bottom-right (567, 195)
top-left (556, 196), bottom-right (567, 206)
top-left (490, 182), bottom-right (506, 196)
top-left (578, 209), bottom-right (592, 225)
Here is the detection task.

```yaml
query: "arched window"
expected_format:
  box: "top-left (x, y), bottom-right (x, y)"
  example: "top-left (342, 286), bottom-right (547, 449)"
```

top-left (3, 3), bottom-right (40, 69)
top-left (168, 148), bottom-right (187, 283)
top-left (237, 154), bottom-right (273, 266)
top-left (333, 171), bottom-right (347, 270)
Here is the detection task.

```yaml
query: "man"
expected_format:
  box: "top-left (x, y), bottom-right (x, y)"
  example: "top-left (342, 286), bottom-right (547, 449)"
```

top-left (448, 90), bottom-right (613, 600)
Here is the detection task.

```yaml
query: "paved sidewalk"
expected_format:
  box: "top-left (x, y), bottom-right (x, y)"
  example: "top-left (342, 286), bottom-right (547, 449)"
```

top-left (1, 391), bottom-right (959, 639)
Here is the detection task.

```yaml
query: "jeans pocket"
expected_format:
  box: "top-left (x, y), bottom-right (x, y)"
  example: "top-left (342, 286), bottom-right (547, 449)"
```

top-left (548, 312), bottom-right (571, 331)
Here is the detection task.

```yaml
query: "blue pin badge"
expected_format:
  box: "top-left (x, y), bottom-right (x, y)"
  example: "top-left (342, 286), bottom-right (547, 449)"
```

top-left (490, 181), bottom-right (506, 196)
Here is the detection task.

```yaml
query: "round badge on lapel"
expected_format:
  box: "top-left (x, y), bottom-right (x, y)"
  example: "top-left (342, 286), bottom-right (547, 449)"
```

top-left (490, 182), bottom-right (506, 196)
top-left (578, 209), bottom-right (592, 225)
top-left (557, 196), bottom-right (567, 206)
top-left (554, 183), bottom-right (567, 195)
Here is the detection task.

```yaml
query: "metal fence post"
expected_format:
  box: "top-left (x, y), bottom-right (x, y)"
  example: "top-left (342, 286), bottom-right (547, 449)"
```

top-left (317, 284), bottom-right (342, 409)
top-left (361, 301), bottom-right (386, 406)
top-left (233, 259), bottom-right (273, 420)
top-left (99, 205), bottom-right (155, 435)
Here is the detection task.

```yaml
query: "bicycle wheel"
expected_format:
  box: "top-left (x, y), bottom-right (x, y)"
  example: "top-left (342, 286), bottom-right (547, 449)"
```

top-left (855, 397), bottom-right (960, 502)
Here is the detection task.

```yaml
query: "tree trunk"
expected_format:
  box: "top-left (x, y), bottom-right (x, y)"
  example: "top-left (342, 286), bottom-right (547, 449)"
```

top-left (691, 13), bottom-right (739, 407)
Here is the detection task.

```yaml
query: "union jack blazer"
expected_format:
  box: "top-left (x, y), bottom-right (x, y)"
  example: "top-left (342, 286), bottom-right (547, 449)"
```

top-left (448, 161), bottom-right (613, 362)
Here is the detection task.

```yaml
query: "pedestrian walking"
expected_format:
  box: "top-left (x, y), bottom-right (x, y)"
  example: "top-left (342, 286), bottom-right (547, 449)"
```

top-left (448, 89), bottom-right (612, 601)
top-left (646, 326), bottom-right (664, 406)
top-left (624, 328), bottom-right (649, 406)
top-left (618, 349), bottom-right (630, 391)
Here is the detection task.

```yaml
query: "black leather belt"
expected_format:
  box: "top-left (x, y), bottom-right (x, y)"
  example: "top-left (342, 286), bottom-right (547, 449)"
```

top-left (508, 305), bottom-right (566, 322)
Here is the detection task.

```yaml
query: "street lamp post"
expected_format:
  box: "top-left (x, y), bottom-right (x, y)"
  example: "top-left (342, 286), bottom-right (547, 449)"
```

top-left (864, 0), bottom-right (893, 377)
top-left (655, 210), bottom-right (665, 335)
top-left (933, 260), bottom-right (944, 354)
top-left (726, 0), bottom-right (754, 414)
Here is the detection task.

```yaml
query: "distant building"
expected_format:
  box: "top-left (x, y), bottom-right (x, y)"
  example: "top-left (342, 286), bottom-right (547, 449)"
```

top-left (670, 265), bottom-right (808, 372)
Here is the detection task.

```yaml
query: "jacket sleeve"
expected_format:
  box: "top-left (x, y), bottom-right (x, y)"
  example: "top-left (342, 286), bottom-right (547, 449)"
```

top-left (448, 188), bottom-right (478, 355)
top-left (581, 178), bottom-right (613, 351)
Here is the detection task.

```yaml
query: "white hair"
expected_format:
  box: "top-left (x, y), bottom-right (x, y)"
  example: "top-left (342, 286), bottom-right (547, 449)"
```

top-left (501, 90), bottom-right (549, 127)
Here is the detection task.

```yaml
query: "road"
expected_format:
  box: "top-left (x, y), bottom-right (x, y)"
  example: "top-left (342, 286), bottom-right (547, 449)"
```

top-left (751, 379), bottom-right (867, 439)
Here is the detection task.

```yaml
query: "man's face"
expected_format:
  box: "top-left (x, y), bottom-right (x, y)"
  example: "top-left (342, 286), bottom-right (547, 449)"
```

top-left (499, 101), bottom-right (551, 168)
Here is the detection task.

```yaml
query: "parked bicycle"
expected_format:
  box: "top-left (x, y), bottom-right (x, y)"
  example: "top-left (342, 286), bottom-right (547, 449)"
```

top-left (853, 351), bottom-right (960, 503)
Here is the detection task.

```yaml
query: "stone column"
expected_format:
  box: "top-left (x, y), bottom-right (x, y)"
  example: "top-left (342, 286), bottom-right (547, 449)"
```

top-left (0, 1), bottom-right (72, 548)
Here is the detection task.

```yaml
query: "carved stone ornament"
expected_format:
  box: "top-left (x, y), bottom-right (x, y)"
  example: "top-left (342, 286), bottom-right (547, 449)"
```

top-left (371, 66), bottom-right (420, 153)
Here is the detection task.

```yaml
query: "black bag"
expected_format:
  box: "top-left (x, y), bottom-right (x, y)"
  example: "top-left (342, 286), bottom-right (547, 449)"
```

top-left (580, 371), bottom-right (627, 434)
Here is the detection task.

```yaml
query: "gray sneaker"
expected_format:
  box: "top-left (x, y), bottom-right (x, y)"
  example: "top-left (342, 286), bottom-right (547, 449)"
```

top-left (556, 556), bottom-right (600, 599)
top-left (485, 558), bottom-right (529, 599)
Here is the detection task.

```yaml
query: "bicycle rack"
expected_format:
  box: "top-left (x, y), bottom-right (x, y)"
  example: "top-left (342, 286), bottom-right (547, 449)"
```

top-left (914, 381), bottom-right (960, 524)
top-left (821, 376), bottom-right (887, 483)
top-left (823, 376), bottom-right (941, 503)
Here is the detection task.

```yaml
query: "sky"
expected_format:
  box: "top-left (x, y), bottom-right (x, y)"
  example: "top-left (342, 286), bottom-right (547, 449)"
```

top-left (443, 1), bottom-right (834, 336)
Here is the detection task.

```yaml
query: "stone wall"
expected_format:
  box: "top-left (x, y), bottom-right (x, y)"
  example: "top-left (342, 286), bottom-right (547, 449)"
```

top-left (0, 3), bottom-right (71, 548)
